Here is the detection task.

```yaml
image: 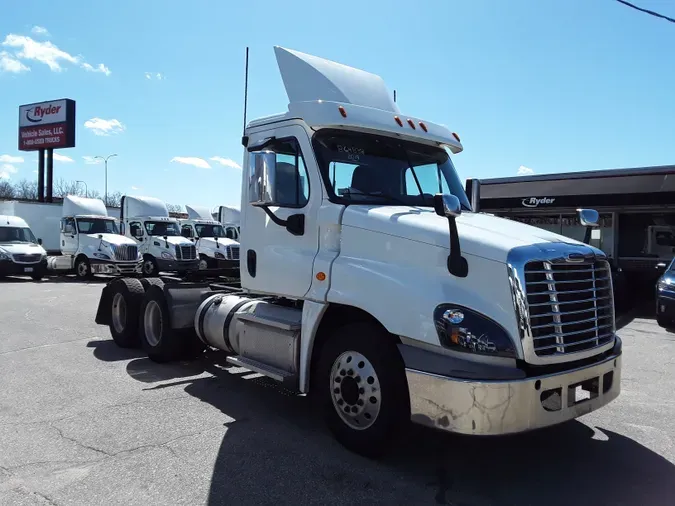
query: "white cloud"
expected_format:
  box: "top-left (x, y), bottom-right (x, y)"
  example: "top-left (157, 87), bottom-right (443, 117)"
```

top-left (517, 165), bottom-right (534, 176)
top-left (82, 156), bottom-right (102, 165)
top-left (145, 71), bottom-right (163, 80)
top-left (210, 157), bottom-right (242, 170)
top-left (1, 34), bottom-right (110, 75)
top-left (0, 50), bottom-right (29, 73)
top-left (52, 153), bottom-right (74, 162)
top-left (131, 185), bottom-right (141, 191)
top-left (82, 62), bottom-right (111, 76)
top-left (171, 157), bottom-right (211, 169)
top-left (0, 164), bottom-right (19, 179)
top-left (31, 26), bottom-right (50, 37)
top-left (0, 154), bottom-right (24, 163)
top-left (84, 118), bottom-right (125, 136)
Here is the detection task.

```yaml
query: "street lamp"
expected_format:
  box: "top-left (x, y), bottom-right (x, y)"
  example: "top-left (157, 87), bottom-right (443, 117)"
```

top-left (94, 154), bottom-right (117, 205)
top-left (75, 180), bottom-right (88, 197)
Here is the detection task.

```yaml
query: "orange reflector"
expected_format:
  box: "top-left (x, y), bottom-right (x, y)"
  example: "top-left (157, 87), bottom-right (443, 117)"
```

top-left (419, 122), bottom-right (428, 132)
top-left (338, 106), bottom-right (347, 118)
top-left (452, 132), bottom-right (461, 143)
top-left (407, 119), bottom-right (416, 129)
top-left (394, 116), bottom-right (403, 127)
top-left (451, 328), bottom-right (460, 345)
top-left (316, 272), bottom-right (326, 281)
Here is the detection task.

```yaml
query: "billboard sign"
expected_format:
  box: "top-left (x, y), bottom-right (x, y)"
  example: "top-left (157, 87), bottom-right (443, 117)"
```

top-left (18, 98), bottom-right (76, 151)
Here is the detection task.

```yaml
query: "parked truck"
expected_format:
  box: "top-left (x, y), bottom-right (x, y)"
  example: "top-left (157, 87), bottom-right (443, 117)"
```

top-left (178, 205), bottom-right (240, 274)
top-left (95, 46), bottom-right (622, 458)
top-left (214, 205), bottom-right (240, 241)
top-left (0, 215), bottom-right (48, 280)
top-left (119, 195), bottom-right (199, 277)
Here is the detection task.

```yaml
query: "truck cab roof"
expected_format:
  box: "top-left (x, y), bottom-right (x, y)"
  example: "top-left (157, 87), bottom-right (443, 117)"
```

top-left (247, 46), bottom-right (463, 154)
top-left (0, 215), bottom-right (30, 228)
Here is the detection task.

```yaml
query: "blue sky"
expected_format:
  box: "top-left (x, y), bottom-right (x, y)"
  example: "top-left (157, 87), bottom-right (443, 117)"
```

top-left (1, 0), bottom-right (674, 209)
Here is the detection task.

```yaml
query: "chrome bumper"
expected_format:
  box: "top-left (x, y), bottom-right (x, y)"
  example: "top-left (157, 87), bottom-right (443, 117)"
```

top-left (91, 261), bottom-right (142, 275)
top-left (407, 349), bottom-right (621, 436)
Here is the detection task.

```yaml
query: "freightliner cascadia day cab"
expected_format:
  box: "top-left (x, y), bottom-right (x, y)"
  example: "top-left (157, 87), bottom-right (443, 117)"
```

top-left (95, 46), bottom-right (622, 458)
top-left (0, 215), bottom-right (48, 280)
top-left (178, 205), bottom-right (240, 274)
top-left (120, 195), bottom-right (199, 277)
top-left (49, 195), bottom-right (141, 279)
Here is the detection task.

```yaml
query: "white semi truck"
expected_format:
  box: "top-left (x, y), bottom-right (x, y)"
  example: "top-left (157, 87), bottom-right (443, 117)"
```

top-left (214, 205), bottom-right (240, 241)
top-left (178, 205), bottom-right (240, 274)
top-left (95, 46), bottom-right (622, 458)
top-left (1, 196), bottom-right (141, 279)
top-left (119, 195), bottom-right (199, 277)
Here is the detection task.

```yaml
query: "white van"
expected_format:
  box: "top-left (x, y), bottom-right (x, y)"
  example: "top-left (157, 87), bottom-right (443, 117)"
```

top-left (0, 215), bottom-right (48, 280)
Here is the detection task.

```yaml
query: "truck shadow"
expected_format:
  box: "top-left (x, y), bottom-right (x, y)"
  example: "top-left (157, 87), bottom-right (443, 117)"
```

top-left (107, 349), bottom-right (675, 506)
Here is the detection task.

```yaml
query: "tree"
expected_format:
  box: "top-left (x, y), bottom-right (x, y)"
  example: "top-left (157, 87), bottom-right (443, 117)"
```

top-left (53, 178), bottom-right (85, 198)
top-left (13, 179), bottom-right (38, 200)
top-left (166, 203), bottom-right (183, 213)
top-left (104, 191), bottom-right (123, 207)
top-left (0, 180), bottom-right (15, 199)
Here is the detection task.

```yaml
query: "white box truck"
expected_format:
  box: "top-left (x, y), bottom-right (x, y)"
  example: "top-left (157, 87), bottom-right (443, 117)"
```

top-left (0, 215), bottom-right (48, 280)
top-left (95, 46), bottom-right (622, 458)
top-left (119, 195), bottom-right (199, 276)
top-left (178, 205), bottom-right (240, 274)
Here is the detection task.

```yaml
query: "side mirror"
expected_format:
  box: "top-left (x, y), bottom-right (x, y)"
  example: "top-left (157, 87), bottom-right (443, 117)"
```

top-left (577, 208), bottom-right (599, 228)
top-left (98, 234), bottom-right (103, 239)
top-left (133, 229), bottom-right (143, 238)
top-left (249, 151), bottom-right (277, 207)
top-left (37, 238), bottom-right (42, 245)
top-left (433, 194), bottom-right (462, 218)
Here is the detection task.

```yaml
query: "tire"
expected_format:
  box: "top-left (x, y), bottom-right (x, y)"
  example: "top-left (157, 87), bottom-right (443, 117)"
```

top-left (312, 322), bottom-right (410, 459)
top-left (31, 274), bottom-right (43, 281)
top-left (657, 314), bottom-right (671, 329)
top-left (75, 256), bottom-right (92, 279)
top-left (140, 277), bottom-right (164, 291)
top-left (138, 286), bottom-right (204, 362)
top-left (198, 254), bottom-right (209, 270)
top-left (109, 277), bottom-right (145, 348)
top-left (142, 256), bottom-right (159, 277)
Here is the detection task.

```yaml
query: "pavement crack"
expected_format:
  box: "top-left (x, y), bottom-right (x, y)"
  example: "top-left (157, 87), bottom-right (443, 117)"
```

top-left (50, 424), bottom-right (113, 457)
top-left (0, 337), bottom-right (92, 356)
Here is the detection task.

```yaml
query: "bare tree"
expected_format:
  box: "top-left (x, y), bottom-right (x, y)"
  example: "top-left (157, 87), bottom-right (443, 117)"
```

top-left (13, 179), bottom-right (39, 200)
top-left (53, 178), bottom-right (85, 198)
top-left (166, 203), bottom-right (183, 213)
top-left (0, 180), bottom-right (15, 199)
top-left (104, 191), bottom-right (123, 208)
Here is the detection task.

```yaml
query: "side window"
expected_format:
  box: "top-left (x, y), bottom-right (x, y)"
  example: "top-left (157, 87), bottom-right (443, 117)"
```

top-left (251, 138), bottom-right (310, 208)
top-left (329, 162), bottom-right (359, 196)
top-left (129, 222), bottom-right (143, 238)
top-left (404, 164), bottom-right (449, 196)
top-left (181, 225), bottom-right (193, 238)
top-left (62, 218), bottom-right (75, 234)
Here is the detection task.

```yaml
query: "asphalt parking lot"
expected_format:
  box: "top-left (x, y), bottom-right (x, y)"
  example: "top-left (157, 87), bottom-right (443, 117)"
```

top-left (0, 277), bottom-right (674, 506)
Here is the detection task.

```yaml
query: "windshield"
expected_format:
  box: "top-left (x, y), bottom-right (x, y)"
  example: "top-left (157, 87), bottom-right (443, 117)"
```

top-left (195, 224), bottom-right (226, 238)
top-left (145, 221), bottom-right (180, 236)
top-left (0, 226), bottom-right (37, 243)
top-left (76, 218), bottom-right (119, 234)
top-left (312, 129), bottom-right (472, 210)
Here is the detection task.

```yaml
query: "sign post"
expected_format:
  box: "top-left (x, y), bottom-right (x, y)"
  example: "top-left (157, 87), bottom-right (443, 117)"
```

top-left (18, 98), bottom-right (76, 203)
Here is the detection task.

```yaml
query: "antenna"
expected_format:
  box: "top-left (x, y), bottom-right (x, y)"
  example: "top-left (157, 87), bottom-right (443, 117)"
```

top-left (241, 46), bottom-right (250, 147)
top-left (393, 89), bottom-right (397, 103)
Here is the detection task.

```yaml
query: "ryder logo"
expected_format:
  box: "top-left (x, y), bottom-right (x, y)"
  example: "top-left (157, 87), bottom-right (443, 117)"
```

top-left (521, 197), bottom-right (555, 208)
top-left (25, 104), bottom-right (63, 123)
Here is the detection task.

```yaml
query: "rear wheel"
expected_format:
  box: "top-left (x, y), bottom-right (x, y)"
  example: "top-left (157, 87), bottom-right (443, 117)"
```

top-left (109, 277), bottom-right (145, 348)
top-left (313, 322), bottom-right (410, 459)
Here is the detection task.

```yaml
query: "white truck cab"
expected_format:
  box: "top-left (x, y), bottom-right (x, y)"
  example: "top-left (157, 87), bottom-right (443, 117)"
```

top-left (0, 215), bottom-right (48, 280)
top-left (49, 195), bottom-right (142, 279)
top-left (97, 46), bottom-right (622, 458)
top-left (178, 205), bottom-right (240, 273)
top-left (120, 195), bottom-right (199, 276)
top-left (214, 205), bottom-right (241, 241)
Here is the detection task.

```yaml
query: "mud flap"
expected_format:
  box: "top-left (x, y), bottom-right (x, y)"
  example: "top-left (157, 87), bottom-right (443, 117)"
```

top-left (95, 281), bottom-right (114, 326)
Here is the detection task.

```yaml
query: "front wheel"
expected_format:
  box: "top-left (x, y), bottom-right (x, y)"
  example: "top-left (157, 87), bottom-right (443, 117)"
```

top-left (31, 274), bottom-right (43, 281)
top-left (657, 314), bottom-right (672, 329)
top-left (313, 322), bottom-right (410, 459)
top-left (142, 256), bottom-right (159, 277)
top-left (75, 257), bottom-right (91, 279)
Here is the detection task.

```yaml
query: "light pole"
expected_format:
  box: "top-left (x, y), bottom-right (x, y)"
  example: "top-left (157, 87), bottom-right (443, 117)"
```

top-left (94, 154), bottom-right (117, 204)
top-left (75, 180), bottom-right (88, 197)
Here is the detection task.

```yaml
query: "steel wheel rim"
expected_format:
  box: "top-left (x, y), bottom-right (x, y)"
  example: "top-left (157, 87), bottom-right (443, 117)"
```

top-left (329, 351), bottom-right (381, 430)
top-left (199, 258), bottom-right (208, 270)
top-left (143, 260), bottom-right (154, 275)
top-left (144, 300), bottom-right (162, 347)
top-left (111, 292), bottom-right (127, 334)
top-left (77, 261), bottom-right (88, 277)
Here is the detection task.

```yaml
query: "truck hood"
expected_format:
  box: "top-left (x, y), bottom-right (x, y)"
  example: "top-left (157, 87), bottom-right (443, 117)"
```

top-left (197, 237), bottom-right (238, 249)
top-left (0, 243), bottom-right (46, 255)
top-left (150, 235), bottom-right (191, 247)
top-left (342, 206), bottom-right (587, 263)
top-left (86, 233), bottom-right (136, 246)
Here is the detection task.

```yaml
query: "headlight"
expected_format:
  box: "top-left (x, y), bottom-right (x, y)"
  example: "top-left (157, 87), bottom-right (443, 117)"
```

top-left (0, 250), bottom-right (9, 260)
top-left (214, 251), bottom-right (225, 259)
top-left (93, 252), bottom-right (111, 260)
top-left (161, 251), bottom-right (174, 260)
top-left (434, 304), bottom-right (516, 358)
top-left (137, 251), bottom-right (143, 260)
top-left (658, 280), bottom-right (670, 291)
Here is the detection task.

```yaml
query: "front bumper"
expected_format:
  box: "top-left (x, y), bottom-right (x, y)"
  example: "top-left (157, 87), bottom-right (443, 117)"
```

top-left (406, 338), bottom-right (622, 436)
top-left (156, 258), bottom-right (199, 272)
top-left (90, 259), bottom-right (142, 276)
top-left (0, 259), bottom-right (47, 276)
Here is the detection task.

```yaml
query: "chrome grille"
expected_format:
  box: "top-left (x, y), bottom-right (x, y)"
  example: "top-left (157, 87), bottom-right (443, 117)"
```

top-left (12, 253), bottom-right (42, 263)
top-left (175, 244), bottom-right (197, 260)
top-left (110, 244), bottom-right (138, 262)
top-left (226, 245), bottom-right (240, 261)
top-left (525, 259), bottom-right (614, 357)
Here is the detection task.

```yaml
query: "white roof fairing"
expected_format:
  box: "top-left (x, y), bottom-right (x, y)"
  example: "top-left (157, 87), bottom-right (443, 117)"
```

top-left (185, 205), bottom-right (214, 221)
top-left (274, 46), bottom-right (400, 114)
top-left (62, 195), bottom-right (108, 218)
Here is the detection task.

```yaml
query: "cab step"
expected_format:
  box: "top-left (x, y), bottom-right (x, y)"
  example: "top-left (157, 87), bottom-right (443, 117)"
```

top-left (225, 355), bottom-right (298, 389)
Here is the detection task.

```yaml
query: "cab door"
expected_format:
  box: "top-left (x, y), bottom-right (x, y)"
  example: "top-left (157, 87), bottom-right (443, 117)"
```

top-left (61, 218), bottom-right (78, 255)
top-left (240, 124), bottom-right (321, 299)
